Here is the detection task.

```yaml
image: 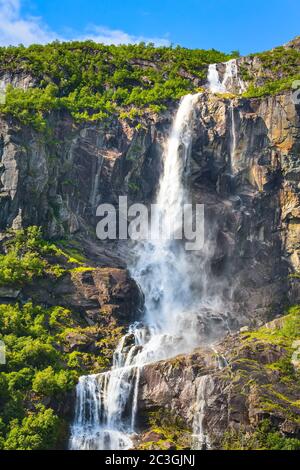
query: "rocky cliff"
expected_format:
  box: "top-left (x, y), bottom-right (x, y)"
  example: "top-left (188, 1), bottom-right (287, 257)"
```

top-left (190, 91), bottom-right (300, 324)
top-left (1, 88), bottom-right (299, 323)
top-left (135, 307), bottom-right (300, 450)
top-left (0, 39), bottom-right (300, 450)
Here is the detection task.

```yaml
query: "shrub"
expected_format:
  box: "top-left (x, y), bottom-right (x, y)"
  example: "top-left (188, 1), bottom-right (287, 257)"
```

top-left (0, 227), bottom-right (121, 449)
top-left (32, 367), bottom-right (77, 396)
top-left (222, 420), bottom-right (300, 450)
top-left (0, 227), bottom-right (64, 287)
top-left (4, 407), bottom-right (61, 450)
top-left (0, 41), bottom-right (235, 126)
top-left (6, 368), bottom-right (34, 392)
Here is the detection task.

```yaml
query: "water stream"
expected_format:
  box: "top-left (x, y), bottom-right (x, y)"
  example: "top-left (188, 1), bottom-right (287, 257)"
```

top-left (70, 93), bottom-right (203, 450)
top-left (207, 59), bottom-right (245, 94)
top-left (208, 59), bottom-right (242, 172)
top-left (192, 375), bottom-right (214, 450)
top-left (70, 62), bottom-right (243, 450)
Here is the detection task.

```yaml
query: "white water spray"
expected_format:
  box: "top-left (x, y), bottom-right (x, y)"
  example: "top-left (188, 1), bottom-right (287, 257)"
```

top-left (70, 56), bottom-right (244, 450)
top-left (208, 60), bottom-right (241, 174)
top-left (192, 375), bottom-right (214, 450)
top-left (207, 64), bottom-right (226, 93)
top-left (70, 93), bottom-right (203, 450)
top-left (208, 59), bottom-right (245, 94)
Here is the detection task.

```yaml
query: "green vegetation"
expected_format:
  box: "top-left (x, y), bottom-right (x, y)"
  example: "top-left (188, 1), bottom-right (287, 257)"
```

top-left (32, 367), bottom-right (77, 397)
top-left (0, 226), bottom-right (97, 287)
top-left (241, 305), bottom-right (300, 346)
top-left (55, 239), bottom-right (88, 265)
top-left (221, 306), bottom-right (300, 450)
top-left (0, 300), bottom-right (121, 449)
top-left (128, 182), bottom-right (141, 193)
top-left (222, 420), bottom-right (300, 450)
top-left (0, 227), bottom-right (123, 449)
top-left (0, 41), bottom-right (236, 127)
top-left (138, 410), bottom-right (191, 450)
top-left (0, 40), bottom-right (299, 125)
top-left (0, 301), bottom-right (79, 449)
top-left (0, 226), bottom-right (66, 286)
top-left (240, 305), bottom-right (300, 391)
top-left (243, 76), bottom-right (300, 99)
top-left (289, 273), bottom-right (300, 280)
top-left (242, 45), bottom-right (300, 98)
top-left (0, 40), bottom-right (299, 126)
top-left (3, 406), bottom-right (61, 450)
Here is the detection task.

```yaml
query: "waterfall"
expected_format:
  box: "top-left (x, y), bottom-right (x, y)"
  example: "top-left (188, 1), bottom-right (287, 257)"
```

top-left (69, 333), bottom-right (142, 450)
top-left (207, 64), bottom-right (226, 93)
top-left (192, 375), bottom-right (214, 450)
top-left (211, 346), bottom-right (229, 370)
top-left (208, 59), bottom-right (245, 94)
top-left (222, 59), bottom-right (246, 93)
top-left (230, 103), bottom-right (237, 170)
top-left (69, 374), bottom-right (133, 450)
top-left (70, 93), bottom-right (203, 450)
top-left (131, 93), bottom-right (203, 355)
top-left (208, 61), bottom-right (242, 174)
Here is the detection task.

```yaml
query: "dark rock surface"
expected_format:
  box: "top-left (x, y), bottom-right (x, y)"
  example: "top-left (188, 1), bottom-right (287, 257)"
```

top-left (1, 89), bottom-right (299, 325)
top-left (23, 267), bottom-right (143, 327)
top-left (136, 313), bottom-right (300, 449)
top-left (1, 56), bottom-right (300, 450)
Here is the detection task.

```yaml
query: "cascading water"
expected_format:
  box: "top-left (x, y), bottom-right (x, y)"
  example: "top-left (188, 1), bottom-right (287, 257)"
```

top-left (69, 331), bottom-right (143, 450)
top-left (208, 60), bottom-right (242, 173)
top-left (70, 93), bottom-right (203, 450)
top-left (70, 57), bottom-right (242, 450)
top-left (230, 103), bottom-right (237, 171)
top-left (207, 59), bottom-right (245, 94)
top-left (207, 64), bottom-right (226, 93)
top-left (192, 375), bottom-right (214, 450)
top-left (131, 93), bottom-right (204, 360)
top-left (223, 59), bottom-right (246, 93)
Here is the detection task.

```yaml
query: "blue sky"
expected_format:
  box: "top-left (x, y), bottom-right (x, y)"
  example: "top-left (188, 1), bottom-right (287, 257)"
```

top-left (0, 0), bottom-right (300, 55)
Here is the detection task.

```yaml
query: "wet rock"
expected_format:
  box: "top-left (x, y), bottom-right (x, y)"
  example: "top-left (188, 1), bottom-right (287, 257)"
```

top-left (136, 314), bottom-right (300, 448)
top-left (22, 267), bottom-right (142, 327)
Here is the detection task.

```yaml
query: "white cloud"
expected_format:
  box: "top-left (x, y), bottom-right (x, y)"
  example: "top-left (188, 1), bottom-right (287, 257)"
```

top-left (0, 0), bottom-right (57, 46)
top-left (80, 26), bottom-right (170, 47)
top-left (0, 0), bottom-right (170, 47)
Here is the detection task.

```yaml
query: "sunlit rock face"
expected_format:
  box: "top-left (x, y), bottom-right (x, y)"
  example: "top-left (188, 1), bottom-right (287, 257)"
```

top-left (1, 59), bottom-right (300, 450)
top-left (186, 91), bottom-right (300, 324)
top-left (0, 109), bottom-right (166, 238)
top-left (136, 315), bottom-right (300, 449)
top-left (0, 87), bottom-right (299, 322)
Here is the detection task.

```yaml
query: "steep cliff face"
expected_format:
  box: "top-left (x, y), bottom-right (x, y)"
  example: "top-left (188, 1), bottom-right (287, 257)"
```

top-left (187, 91), bottom-right (300, 324)
top-left (0, 111), bottom-right (167, 238)
top-left (126, 89), bottom-right (300, 450)
top-left (136, 308), bottom-right (300, 450)
top-left (0, 42), bottom-right (300, 450)
top-left (1, 89), bottom-right (299, 324)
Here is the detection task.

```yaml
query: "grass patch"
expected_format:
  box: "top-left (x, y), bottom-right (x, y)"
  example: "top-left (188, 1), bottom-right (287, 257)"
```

top-left (222, 419), bottom-right (300, 450)
top-left (138, 410), bottom-right (191, 450)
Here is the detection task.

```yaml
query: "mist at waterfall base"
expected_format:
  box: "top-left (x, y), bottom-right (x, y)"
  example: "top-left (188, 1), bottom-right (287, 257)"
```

top-left (69, 62), bottom-right (245, 451)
